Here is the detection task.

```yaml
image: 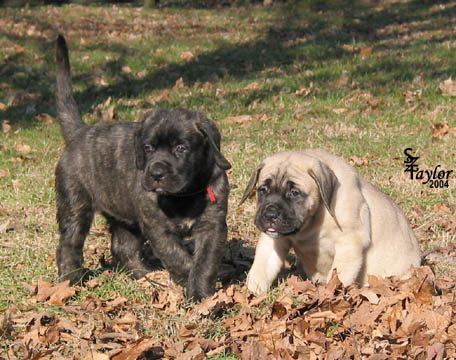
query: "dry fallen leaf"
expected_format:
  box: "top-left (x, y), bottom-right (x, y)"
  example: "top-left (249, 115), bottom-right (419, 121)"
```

top-left (83, 351), bottom-right (110, 360)
top-left (431, 122), bottom-right (450, 137)
top-left (332, 108), bottom-right (347, 114)
top-left (435, 218), bottom-right (456, 234)
top-left (14, 143), bottom-right (31, 155)
top-left (243, 81), bottom-right (260, 91)
top-left (359, 288), bottom-right (380, 305)
top-left (11, 179), bottom-right (21, 190)
top-left (98, 77), bottom-right (109, 86)
top-left (122, 66), bottom-right (132, 74)
top-left (349, 154), bottom-right (369, 166)
top-left (36, 113), bottom-right (55, 124)
top-left (426, 342), bottom-right (445, 360)
top-left (181, 51), bottom-right (195, 62)
top-left (37, 280), bottom-right (75, 305)
top-left (359, 46), bottom-right (372, 57)
top-left (225, 114), bottom-right (255, 124)
top-left (2, 120), bottom-right (11, 134)
top-left (448, 323), bottom-right (456, 339)
top-left (439, 77), bottom-right (456, 96)
top-left (295, 83), bottom-right (313, 96)
top-left (105, 296), bottom-right (129, 309)
top-left (102, 105), bottom-right (116, 122)
top-left (86, 278), bottom-right (102, 289)
top-left (286, 276), bottom-right (316, 293)
top-left (137, 70), bottom-right (147, 79)
top-left (367, 96), bottom-right (382, 109)
top-left (150, 90), bottom-right (172, 104)
top-left (305, 329), bottom-right (328, 348)
top-left (44, 324), bottom-right (60, 344)
top-left (433, 203), bottom-right (452, 214)
top-left (404, 89), bottom-right (422, 103)
top-left (179, 323), bottom-right (196, 338)
top-left (173, 77), bottom-right (185, 90)
top-left (342, 44), bottom-right (356, 53)
top-left (176, 344), bottom-right (205, 360)
top-left (103, 96), bottom-right (112, 107)
top-left (406, 102), bottom-right (421, 114)
top-left (334, 73), bottom-right (349, 88)
top-left (0, 168), bottom-right (11, 178)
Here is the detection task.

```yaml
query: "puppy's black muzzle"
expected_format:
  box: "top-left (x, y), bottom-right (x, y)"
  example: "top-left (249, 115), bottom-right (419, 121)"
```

top-left (143, 161), bottom-right (175, 192)
top-left (149, 162), bottom-right (169, 182)
top-left (256, 201), bottom-right (299, 237)
top-left (259, 203), bottom-right (283, 231)
top-left (263, 204), bottom-right (279, 221)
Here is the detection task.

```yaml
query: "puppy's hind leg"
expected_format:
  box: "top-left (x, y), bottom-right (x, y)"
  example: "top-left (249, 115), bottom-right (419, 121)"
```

top-left (328, 203), bottom-right (371, 286)
top-left (108, 219), bottom-right (155, 279)
top-left (327, 237), bottom-right (365, 286)
top-left (56, 178), bottom-right (94, 285)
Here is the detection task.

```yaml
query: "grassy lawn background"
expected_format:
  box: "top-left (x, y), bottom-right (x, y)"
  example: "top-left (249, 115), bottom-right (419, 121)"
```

top-left (0, 0), bottom-right (455, 358)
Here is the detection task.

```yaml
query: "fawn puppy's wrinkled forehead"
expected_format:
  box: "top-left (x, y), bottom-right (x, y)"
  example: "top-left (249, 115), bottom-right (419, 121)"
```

top-left (258, 152), bottom-right (320, 193)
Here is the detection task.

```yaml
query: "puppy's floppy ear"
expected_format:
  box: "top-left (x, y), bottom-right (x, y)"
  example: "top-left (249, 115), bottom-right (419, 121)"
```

top-left (134, 110), bottom-right (160, 170)
top-left (240, 163), bottom-right (263, 205)
top-left (308, 163), bottom-right (342, 231)
top-left (194, 114), bottom-right (231, 170)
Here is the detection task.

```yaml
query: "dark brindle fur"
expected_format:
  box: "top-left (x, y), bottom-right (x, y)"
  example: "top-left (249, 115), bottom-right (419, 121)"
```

top-left (54, 35), bottom-right (231, 301)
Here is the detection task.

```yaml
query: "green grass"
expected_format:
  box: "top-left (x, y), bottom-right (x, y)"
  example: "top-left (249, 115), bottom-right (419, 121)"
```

top-left (1, 0), bottom-right (456, 357)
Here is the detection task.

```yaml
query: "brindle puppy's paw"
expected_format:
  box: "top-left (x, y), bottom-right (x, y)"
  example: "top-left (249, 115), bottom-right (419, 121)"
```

top-left (186, 283), bottom-right (213, 303)
top-left (59, 267), bottom-right (95, 285)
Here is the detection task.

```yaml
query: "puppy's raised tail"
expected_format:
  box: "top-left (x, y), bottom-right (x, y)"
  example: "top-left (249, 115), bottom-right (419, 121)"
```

top-left (55, 35), bottom-right (87, 143)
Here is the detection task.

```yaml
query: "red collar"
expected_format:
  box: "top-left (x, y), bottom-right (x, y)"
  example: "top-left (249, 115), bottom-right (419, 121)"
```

top-left (206, 186), bottom-right (216, 203)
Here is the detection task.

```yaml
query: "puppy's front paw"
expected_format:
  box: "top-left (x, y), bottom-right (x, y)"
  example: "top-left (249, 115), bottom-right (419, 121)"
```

top-left (246, 269), bottom-right (271, 295)
top-left (186, 275), bottom-right (215, 302)
top-left (59, 267), bottom-right (94, 285)
top-left (186, 284), bottom-right (213, 303)
top-left (326, 267), bottom-right (357, 287)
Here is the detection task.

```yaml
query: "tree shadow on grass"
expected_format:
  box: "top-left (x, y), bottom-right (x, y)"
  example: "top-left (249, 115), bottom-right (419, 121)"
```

top-left (0, 0), bottom-right (454, 129)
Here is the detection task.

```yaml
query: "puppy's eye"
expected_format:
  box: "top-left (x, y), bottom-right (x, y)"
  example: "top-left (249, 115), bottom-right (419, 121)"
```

top-left (175, 145), bottom-right (188, 154)
top-left (287, 188), bottom-right (301, 198)
top-left (144, 144), bottom-right (155, 153)
top-left (258, 186), bottom-right (269, 195)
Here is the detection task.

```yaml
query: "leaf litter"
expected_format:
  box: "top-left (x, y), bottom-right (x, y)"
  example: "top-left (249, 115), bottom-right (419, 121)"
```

top-left (2, 264), bottom-right (456, 359)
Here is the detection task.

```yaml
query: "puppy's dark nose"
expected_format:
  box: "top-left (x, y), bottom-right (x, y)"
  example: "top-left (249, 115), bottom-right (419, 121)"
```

top-left (263, 204), bottom-right (279, 221)
top-left (150, 163), bottom-right (168, 182)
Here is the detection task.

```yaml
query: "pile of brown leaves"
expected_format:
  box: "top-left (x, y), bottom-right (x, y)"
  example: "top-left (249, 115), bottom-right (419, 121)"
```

top-left (1, 266), bottom-right (455, 359)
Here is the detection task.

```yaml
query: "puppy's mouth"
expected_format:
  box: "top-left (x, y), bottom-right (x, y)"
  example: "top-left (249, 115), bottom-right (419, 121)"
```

top-left (142, 175), bottom-right (187, 195)
top-left (265, 227), bottom-right (280, 238)
top-left (145, 184), bottom-right (184, 195)
top-left (258, 216), bottom-right (300, 237)
top-left (141, 180), bottom-right (169, 194)
top-left (152, 187), bottom-right (166, 194)
top-left (143, 180), bottom-right (204, 198)
top-left (256, 204), bottom-right (300, 238)
top-left (263, 226), bottom-right (299, 238)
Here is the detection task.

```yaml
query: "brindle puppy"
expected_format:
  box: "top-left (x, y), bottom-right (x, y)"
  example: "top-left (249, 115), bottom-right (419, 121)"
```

top-left (55, 35), bottom-right (231, 301)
